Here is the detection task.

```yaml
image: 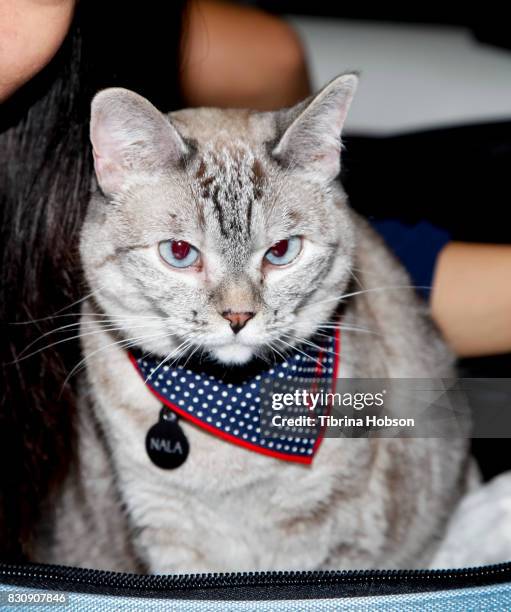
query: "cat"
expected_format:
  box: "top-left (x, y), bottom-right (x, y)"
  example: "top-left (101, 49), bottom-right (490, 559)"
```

top-left (35, 74), bottom-right (473, 573)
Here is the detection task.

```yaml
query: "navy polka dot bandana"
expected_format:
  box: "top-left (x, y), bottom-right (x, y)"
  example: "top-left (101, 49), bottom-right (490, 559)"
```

top-left (129, 328), bottom-right (340, 464)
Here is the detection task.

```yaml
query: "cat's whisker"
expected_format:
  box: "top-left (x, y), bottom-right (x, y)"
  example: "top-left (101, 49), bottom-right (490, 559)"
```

top-left (14, 324), bottom-right (179, 364)
top-left (14, 318), bottom-right (165, 356)
top-left (60, 330), bottom-right (177, 393)
top-left (266, 340), bottom-right (289, 365)
top-left (50, 284), bottom-right (109, 317)
top-left (275, 337), bottom-right (325, 371)
top-left (314, 323), bottom-right (382, 336)
top-left (319, 327), bottom-right (379, 337)
top-left (165, 340), bottom-right (196, 371)
top-left (11, 312), bottom-right (164, 325)
top-left (290, 318), bottom-right (382, 337)
top-left (281, 332), bottom-right (341, 359)
top-left (179, 342), bottom-right (202, 370)
top-left (302, 284), bottom-right (431, 310)
top-left (144, 338), bottom-right (193, 383)
top-left (348, 267), bottom-right (364, 291)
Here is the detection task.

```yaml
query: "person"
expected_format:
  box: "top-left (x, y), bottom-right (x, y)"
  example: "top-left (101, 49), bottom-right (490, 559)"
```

top-left (0, 0), bottom-right (509, 561)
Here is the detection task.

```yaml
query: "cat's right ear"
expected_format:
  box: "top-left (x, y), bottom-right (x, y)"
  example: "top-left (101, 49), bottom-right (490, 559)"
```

top-left (90, 88), bottom-right (188, 196)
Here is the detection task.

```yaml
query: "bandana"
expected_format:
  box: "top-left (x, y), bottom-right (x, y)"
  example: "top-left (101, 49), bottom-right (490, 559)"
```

top-left (129, 328), bottom-right (340, 464)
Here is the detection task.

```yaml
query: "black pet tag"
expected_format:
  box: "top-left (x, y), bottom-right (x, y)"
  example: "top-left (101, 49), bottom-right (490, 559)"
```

top-left (145, 407), bottom-right (189, 469)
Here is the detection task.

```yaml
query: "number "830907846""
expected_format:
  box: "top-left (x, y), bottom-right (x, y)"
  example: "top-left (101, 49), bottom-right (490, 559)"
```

top-left (1, 591), bottom-right (68, 605)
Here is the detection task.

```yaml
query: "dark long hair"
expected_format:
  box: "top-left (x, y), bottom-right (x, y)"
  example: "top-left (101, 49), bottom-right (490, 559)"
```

top-left (0, 1), bottom-right (186, 560)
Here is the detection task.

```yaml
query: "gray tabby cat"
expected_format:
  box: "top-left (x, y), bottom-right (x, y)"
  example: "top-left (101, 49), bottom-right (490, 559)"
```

top-left (36, 74), bottom-right (472, 573)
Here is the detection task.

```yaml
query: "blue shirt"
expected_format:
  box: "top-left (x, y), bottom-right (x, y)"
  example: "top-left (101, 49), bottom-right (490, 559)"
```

top-left (370, 219), bottom-right (451, 299)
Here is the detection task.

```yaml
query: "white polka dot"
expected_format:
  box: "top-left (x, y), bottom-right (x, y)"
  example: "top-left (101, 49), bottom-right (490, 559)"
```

top-left (221, 391), bottom-right (228, 397)
top-left (189, 382), bottom-right (195, 389)
top-left (207, 394), bottom-right (213, 400)
top-left (175, 385), bottom-right (181, 391)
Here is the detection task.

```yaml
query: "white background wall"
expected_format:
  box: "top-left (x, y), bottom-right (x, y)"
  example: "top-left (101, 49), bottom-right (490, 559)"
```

top-left (289, 18), bottom-right (511, 135)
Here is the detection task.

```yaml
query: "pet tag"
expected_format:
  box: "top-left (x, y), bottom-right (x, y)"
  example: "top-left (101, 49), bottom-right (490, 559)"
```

top-left (145, 407), bottom-right (189, 469)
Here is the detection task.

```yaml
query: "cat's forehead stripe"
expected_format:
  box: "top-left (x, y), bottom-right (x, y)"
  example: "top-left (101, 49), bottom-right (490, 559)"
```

top-left (190, 145), bottom-right (268, 241)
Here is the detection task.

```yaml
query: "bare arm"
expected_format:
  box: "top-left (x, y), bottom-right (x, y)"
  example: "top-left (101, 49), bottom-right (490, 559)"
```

top-left (180, 0), bottom-right (311, 110)
top-left (432, 242), bottom-right (511, 357)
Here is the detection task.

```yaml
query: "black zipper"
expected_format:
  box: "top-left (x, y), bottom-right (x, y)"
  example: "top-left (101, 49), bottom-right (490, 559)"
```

top-left (1, 562), bottom-right (511, 600)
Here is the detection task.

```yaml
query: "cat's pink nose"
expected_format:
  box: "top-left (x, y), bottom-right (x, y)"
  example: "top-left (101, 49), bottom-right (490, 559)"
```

top-left (221, 310), bottom-right (255, 334)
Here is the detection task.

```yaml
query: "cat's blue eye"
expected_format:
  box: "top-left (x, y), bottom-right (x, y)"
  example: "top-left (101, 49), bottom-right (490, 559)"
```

top-left (158, 240), bottom-right (200, 268)
top-left (264, 236), bottom-right (302, 266)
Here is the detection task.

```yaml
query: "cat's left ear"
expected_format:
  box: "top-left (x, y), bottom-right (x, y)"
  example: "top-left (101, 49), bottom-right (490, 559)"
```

top-left (90, 88), bottom-right (189, 196)
top-left (272, 73), bottom-right (358, 181)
